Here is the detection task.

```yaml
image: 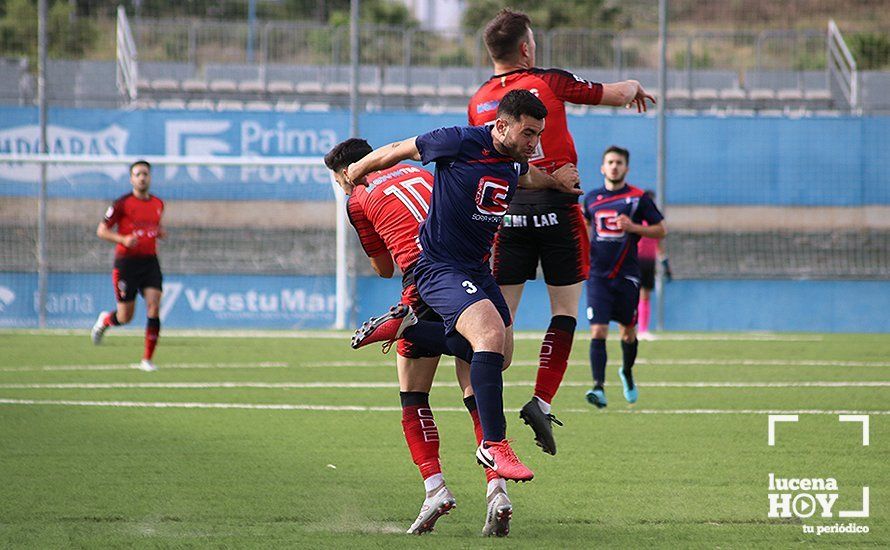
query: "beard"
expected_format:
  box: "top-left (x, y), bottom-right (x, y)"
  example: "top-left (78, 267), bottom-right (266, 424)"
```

top-left (606, 175), bottom-right (625, 185)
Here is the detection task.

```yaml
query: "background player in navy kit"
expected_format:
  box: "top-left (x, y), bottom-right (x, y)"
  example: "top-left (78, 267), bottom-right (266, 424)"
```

top-left (91, 160), bottom-right (165, 372)
top-left (582, 146), bottom-right (666, 407)
top-left (346, 90), bottom-right (579, 486)
top-left (469, 8), bottom-right (655, 455)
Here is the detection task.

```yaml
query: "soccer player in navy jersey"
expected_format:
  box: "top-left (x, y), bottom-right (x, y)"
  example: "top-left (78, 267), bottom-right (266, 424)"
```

top-left (582, 147), bottom-right (666, 407)
top-left (346, 90), bottom-right (579, 489)
top-left (469, 8), bottom-right (655, 455)
top-left (90, 160), bottom-right (165, 372)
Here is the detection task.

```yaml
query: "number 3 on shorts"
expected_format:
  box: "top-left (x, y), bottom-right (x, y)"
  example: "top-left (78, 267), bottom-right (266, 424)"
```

top-left (462, 280), bottom-right (477, 294)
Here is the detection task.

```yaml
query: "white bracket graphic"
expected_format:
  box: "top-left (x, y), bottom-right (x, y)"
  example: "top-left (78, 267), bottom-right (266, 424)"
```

top-left (839, 414), bottom-right (870, 446)
top-left (768, 414), bottom-right (799, 446)
top-left (839, 487), bottom-right (870, 518)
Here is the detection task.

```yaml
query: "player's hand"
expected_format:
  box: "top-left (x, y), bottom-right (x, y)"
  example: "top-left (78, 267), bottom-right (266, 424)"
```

top-left (157, 227), bottom-right (167, 240)
top-left (615, 214), bottom-right (636, 232)
top-left (627, 80), bottom-right (656, 113)
top-left (121, 234), bottom-right (138, 248)
top-left (551, 163), bottom-right (583, 195)
top-left (345, 162), bottom-right (362, 186)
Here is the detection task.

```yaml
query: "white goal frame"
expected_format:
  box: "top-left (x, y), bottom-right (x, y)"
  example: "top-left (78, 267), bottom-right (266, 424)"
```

top-left (0, 153), bottom-right (350, 330)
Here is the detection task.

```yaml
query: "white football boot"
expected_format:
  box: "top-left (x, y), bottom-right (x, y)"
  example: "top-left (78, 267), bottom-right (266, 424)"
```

top-left (482, 480), bottom-right (512, 537)
top-left (406, 484), bottom-right (456, 535)
top-left (91, 312), bottom-right (109, 345)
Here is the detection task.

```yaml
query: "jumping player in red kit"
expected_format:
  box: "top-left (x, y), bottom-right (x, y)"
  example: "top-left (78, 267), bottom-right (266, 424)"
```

top-left (468, 8), bottom-right (655, 455)
top-left (91, 160), bottom-right (165, 372)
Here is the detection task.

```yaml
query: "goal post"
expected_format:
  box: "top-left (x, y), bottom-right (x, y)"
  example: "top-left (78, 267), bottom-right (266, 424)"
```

top-left (0, 153), bottom-right (351, 330)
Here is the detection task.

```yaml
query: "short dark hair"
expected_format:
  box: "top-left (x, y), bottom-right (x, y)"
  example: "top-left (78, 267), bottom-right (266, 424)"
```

top-left (602, 145), bottom-right (630, 164)
top-left (129, 160), bottom-right (150, 173)
top-left (324, 138), bottom-right (373, 172)
top-left (497, 89), bottom-right (547, 121)
top-left (483, 8), bottom-right (532, 63)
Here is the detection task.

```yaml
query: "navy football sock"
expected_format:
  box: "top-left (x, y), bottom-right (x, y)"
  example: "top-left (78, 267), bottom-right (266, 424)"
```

top-left (445, 333), bottom-right (474, 364)
top-left (621, 339), bottom-right (638, 389)
top-left (590, 338), bottom-right (607, 388)
top-left (469, 351), bottom-right (506, 442)
top-left (621, 339), bottom-right (638, 372)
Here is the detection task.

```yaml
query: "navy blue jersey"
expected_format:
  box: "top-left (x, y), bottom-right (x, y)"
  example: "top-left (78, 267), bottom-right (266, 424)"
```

top-left (582, 184), bottom-right (663, 279)
top-left (416, 125), bottom-right (528, 268)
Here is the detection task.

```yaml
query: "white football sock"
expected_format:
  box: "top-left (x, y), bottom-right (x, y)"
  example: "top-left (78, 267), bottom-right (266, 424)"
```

top-left (423, 473), bottom-right (444, 493)
top-left (535, 395), bottom-right (552, 415)
top-left (487, 477), bottom-right (507, 497)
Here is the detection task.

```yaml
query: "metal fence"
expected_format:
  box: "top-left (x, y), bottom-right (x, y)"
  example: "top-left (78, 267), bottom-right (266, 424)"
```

top-left (133, 21), bottom-right (834, 76)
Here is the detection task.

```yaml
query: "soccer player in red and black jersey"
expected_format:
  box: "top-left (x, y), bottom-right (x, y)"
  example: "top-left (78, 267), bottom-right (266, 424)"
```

top-left (326, 139), bottom-right (508, 536)
top-left (468, 8), bottom-right (655, 455)
top-left (90, 160), bottom-right (165, 372)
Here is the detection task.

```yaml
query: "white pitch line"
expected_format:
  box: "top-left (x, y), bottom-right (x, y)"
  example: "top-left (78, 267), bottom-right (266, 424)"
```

top-left (0, 398), bottom-right (887, 415)
top-left (1, 381), bottom-right (889, 390)
top-left (2, 328), bottom-right (823, 342)
top-left (300, 358), bottom-right (890, 368)
top-left (0, 362), bottom-right (288, 373)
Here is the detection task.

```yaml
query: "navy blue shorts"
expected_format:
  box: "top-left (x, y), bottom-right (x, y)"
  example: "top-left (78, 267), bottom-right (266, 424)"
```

top-left (586, 276), bottom-right (639, 326)
top-left (414, 258), bottom-right (512, 336)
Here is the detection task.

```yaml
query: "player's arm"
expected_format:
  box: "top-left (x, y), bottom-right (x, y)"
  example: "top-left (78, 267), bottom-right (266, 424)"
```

top-left (600, 79), bottom-right (656, 113)
top-left (616, 216), bottom-right (667, 238)
top-left (369, 252), bottom-right (395, 279)
top-left (519, 164), bottom-right (582, 195)
top-left (346, 137), bottom-right (420, 184)
top-left (96, 221), bottom-right (137, 247)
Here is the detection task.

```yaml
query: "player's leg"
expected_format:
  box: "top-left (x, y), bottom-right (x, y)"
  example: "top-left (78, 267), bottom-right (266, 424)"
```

top-left (586, 277), bottom-right (613, 409)
top-left (137, 258), bottom-right (163, 371)
top-left (457, 358), bottom-right (511, 536)
top-left (519, 204), bottom-right (587, 452)
top-left (638, 257), bottom-right (656, 339)
top-left (91, 265), bottom-right (134, 344)
top-left (138, 287), bottom-right (162, 371)
top-left (399, 353), bottom-right (456, 534)
top-left (616, 279), bottom-right (641, 403)
top-left (414, 261), bottom-right (531, 481)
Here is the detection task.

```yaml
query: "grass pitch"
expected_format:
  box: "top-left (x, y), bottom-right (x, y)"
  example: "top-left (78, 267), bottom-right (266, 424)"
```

top-left (0, 331), bottom-right (887, 548)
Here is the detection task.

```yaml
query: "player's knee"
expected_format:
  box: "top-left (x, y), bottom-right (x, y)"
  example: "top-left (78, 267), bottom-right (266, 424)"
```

top-left (470, 325), bottom-right (505, 354)
top-left (590, 324), bottom-right (608, 339)
top-left (117, 311), bottom-right (134, 324)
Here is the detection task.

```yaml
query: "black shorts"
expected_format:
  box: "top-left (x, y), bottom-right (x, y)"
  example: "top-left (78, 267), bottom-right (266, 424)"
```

top-left (492, 203), bottom-right (589, 286)
top-left (398, 265), bottom-right (443, 359)
top-left (640, 258), bottom-right (656, 290)
top-left (112, 256), bottom-right (163, 302)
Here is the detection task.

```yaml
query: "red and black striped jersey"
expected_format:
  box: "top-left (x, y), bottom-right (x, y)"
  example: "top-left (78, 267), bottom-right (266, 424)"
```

top-left (345, 164), bottom-right (434, 273)
top-left (468, 67), bottom-right (604, 205)
top-left (103, 193), bottom-right (165, 258)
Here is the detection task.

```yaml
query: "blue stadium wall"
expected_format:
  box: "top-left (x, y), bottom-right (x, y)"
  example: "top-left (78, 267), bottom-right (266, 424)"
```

top-left (1, 107), bottom-right (888, 332)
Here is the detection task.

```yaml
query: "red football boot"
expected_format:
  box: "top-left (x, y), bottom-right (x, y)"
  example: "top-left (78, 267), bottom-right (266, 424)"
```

top-left (351, 303), bottom-right (418, 351)
top-left (475, 440), bottom-right (534, 482)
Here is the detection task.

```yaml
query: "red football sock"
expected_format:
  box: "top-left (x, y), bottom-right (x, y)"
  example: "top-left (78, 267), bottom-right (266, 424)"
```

top-left (466, 400), bottom-right (499, 482)
top-left (143, 317), bottom-right (160, 360)
top-left (534, 315), bottom-right (577, 405)
top-left (103, 311), bottom-right (120, 327)
top-left (639, 297), bottom-right (651, 333)
top-left (400, 392), bottom-right (442, 479)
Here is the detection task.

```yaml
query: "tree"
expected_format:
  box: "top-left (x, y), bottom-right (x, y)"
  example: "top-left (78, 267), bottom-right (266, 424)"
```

top-left (461, 0), bottom-right (624, 32)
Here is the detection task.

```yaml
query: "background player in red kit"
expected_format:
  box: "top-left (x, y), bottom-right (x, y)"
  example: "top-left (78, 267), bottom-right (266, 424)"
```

top-left (91, 160), bottom-right (165, 372)
top-left (325, 139), bottom-right (510, 536)
top-left (468, 8), bottom-right (655, 455)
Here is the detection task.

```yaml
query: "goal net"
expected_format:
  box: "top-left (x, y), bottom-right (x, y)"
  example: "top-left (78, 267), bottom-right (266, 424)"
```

top-left (0, 153), bottom-right (354, 329)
